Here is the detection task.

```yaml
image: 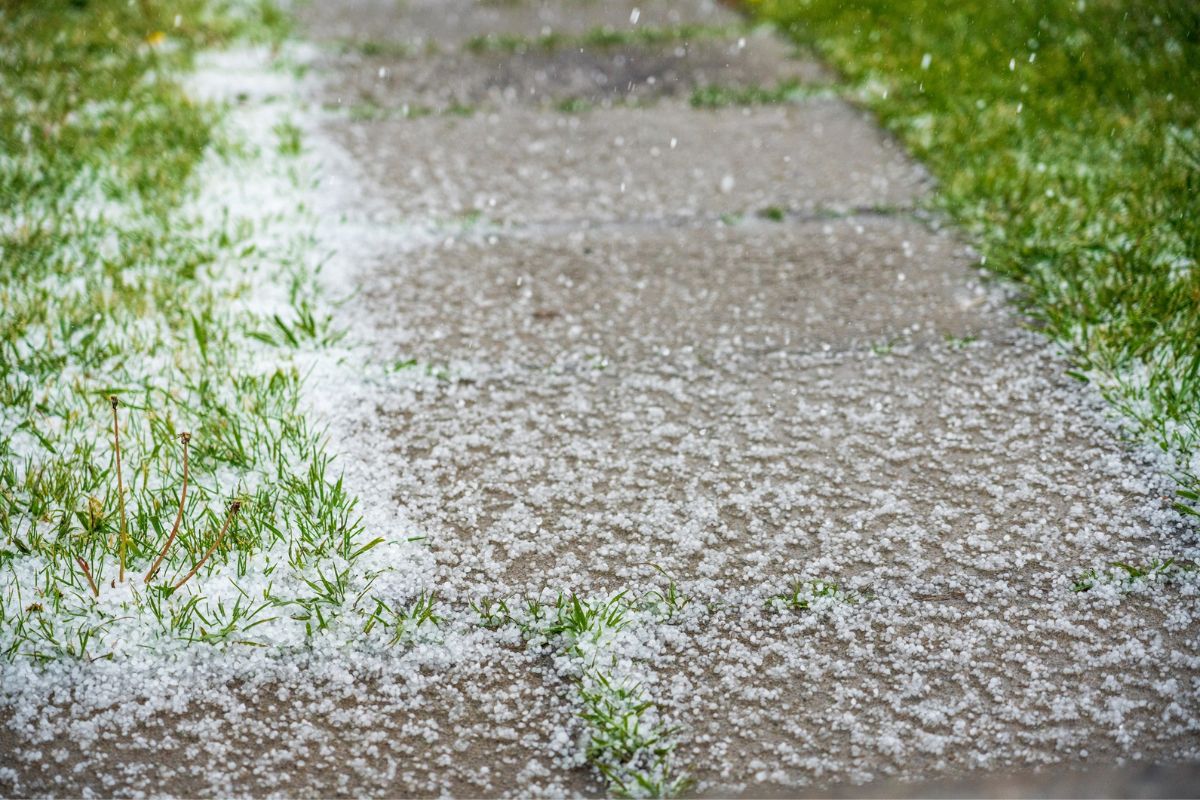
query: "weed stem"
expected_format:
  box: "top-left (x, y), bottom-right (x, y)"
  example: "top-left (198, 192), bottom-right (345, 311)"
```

top-left (145, 432), bottom-right (190, 583)
top-left (76, 556), bottom-right (99, 598)
top-left (111, 397), bottom-right (128, 583)
top-left (173, 501), bottom-right (241, 591)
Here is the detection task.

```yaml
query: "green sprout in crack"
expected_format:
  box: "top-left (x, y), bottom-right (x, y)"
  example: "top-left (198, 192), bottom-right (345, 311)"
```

top-left (470, 596), bottom-right (512, 629)
top-left (639, 565), bottom-right (691, 621)
top-left (581, 671), bottom-right (692, 799)
top-left (690, 79), bottom-right (818, 109)
top-left (768, 579), bottom-right (860, 611)
top-left (536, 591), bottom-right (631, 658)
top-left (870, 337), bottom-right (897, 356)
top-left (943, 333), bottom-right (978, 350)
top-left (1071, 558), bottom-right (1198, 594)
top-left (469, 587), bottom-right (690, 797)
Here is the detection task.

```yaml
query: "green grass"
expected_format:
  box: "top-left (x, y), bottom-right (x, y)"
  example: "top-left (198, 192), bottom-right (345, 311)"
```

top-left (747, 0), bottom-right (1200, 514)
top-left (0, 0), bottom-right (385, 660)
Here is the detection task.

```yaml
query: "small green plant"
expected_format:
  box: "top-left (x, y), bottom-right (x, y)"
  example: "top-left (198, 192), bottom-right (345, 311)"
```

top-left (768, 579), bottom-right (859, 611)
top-left (581, 672), bottom-right (691, 799)
top-left (690, 79), bottom-right (820, 108)
top-left (273, 119), bottom-right (303, 156)
top-left (247, 299), bottom-right (345, 348)
top-left (1071, 558), bottom-right (1197, 593)
top-left (557, 97), bottom-right (594, 114)
top-left (640, 566), bottom-right (691, 620)
top-left (473, 587), bottom-right (690, 797)
top-left (943, 333), bottom-right (977, 350)
top-left (870, 338), bottom-right (897, 356)
top-left (363, 591), bottom-right (443, 645)
top-left (470, 596), bottom-right (512, 629)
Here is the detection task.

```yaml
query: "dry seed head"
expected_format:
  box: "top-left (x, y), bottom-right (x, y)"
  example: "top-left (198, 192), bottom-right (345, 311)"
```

top-left (180, 432), bottom-right (191, 444)
top-left (110, 396), bottom-right (119, 409)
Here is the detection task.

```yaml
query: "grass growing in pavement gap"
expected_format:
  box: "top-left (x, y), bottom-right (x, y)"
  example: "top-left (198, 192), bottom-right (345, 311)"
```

top-left (464, 23), bottom-right (751, 55)
top-left (474, 588), bottom-right (692, 798)
top-left (1071, 558), bottom-right (1199, 594)
top-left (746, 0), bottom-right (1200, 515)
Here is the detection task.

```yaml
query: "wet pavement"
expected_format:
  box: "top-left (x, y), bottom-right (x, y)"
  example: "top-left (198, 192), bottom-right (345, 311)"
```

top-left (295, 0), bottom-right (1199, 794)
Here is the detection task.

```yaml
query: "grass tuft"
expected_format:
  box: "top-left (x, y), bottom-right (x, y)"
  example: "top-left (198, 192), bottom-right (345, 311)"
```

top-left (1071, 558), bottom-right (1198, 594)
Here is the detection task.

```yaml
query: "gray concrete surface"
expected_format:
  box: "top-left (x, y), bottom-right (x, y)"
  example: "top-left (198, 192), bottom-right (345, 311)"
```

top-left (299, 0), bottom-right (739, 47)
top-left (330, 101), bottom-right (927, 224)
top-left (318, 28), bottom-right (829, 113)
top-left (300, 1), bottom-right (1199, 795)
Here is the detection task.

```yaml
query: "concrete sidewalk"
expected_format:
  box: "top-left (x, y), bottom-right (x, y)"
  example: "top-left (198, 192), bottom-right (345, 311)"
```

top-left (292, 0), bottom-right (1199, 794)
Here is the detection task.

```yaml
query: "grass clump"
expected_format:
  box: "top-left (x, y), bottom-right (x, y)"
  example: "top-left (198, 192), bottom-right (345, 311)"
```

top-left (768, 578), bottom-right (861, 611)
top-left (473, 588), bottom-right (691, 797)
top-left (362, 590), bottom-right (442, 645)
top-left (1071, 558), bottom-right (1198, 594)
top-left (0, 0), bottom-right (384, 661)
top-left (690, 78), bottom-right (830, 108)
top-left (747, 0), bottom-right (1200, 514)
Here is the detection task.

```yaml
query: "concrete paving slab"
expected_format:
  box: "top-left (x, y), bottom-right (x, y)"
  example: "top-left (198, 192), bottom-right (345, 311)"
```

top-left (355, 216), bottom-right (1002, 365)
top-left (336, 342), bottom-right (1191, 596)
top-left (0, 643), bottom-right (595, 797)
top-left (317, 29), bottom-right (828, 113)
top-left (661, 593), bottom-right (1200, 793)
top-left (801, 762), bottom-right (1200, 799)
top-left (330, 100), bottom-right (929, 224)
top-left (298, 0), bottom-right (739, 47)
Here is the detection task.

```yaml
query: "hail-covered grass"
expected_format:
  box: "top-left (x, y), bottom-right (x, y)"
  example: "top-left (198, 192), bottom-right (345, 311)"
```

top-left (1071, 557), bottom-right (1199, 595)
top-left (0, 0), bottom-right (392, 662)
top-left (476, 589), bottom-right (692, 798)
top-left (746, 0), bottom-right (1200, 514)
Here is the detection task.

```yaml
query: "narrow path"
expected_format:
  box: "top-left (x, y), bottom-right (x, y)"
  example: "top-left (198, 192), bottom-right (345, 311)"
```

top-left (297, 0), bottom-right (1200, 795)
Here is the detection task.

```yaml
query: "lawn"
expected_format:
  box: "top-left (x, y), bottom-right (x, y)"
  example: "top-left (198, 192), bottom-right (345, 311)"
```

top-left (747, 0), bottom-right (1200, 514)
top-left (0, 0), bottom-right (376, 660)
